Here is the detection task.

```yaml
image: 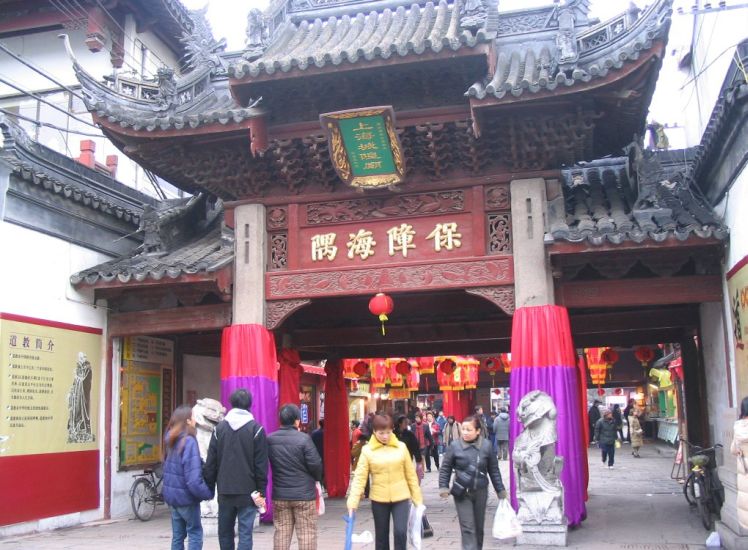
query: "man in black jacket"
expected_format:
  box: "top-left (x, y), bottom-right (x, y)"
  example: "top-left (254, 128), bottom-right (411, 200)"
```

top-left (267, 404), bottom-right (323, 550)
top-left (204, 389), bottom-right (268, 550)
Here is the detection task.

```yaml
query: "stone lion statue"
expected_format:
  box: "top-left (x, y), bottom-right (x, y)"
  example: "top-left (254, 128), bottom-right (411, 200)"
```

top-left (193, 398), bottom-right (226, 518)
top-left (512, 390), bottom-right (565, 525)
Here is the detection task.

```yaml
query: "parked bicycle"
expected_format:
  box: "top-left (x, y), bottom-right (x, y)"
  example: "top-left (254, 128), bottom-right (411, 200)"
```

top-left (681, 438), bottom-right (724, 530)
top-left (129, 464), bottom-right (164, 521)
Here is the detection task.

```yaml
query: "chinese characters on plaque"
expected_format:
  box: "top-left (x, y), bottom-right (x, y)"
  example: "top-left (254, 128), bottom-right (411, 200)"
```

top-left (310, 221), bottom-right (462, 262)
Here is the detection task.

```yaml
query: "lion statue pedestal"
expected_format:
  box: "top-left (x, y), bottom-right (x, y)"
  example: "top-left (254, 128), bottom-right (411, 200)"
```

top-left (513, 390), bottom-right (568, 546)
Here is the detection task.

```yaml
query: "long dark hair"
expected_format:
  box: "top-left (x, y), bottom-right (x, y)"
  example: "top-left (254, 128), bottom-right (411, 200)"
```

top-left (741, 397), bottom-right (748, 419)
top-left (165, 405), bottom-right (196, 454)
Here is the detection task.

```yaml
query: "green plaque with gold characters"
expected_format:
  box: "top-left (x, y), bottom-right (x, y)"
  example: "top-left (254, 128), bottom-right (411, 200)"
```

top-left (320, 106), bottom-right (405, 190)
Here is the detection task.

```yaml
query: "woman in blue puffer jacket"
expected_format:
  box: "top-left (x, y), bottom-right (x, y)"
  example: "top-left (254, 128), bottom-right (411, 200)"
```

top-left (163, 405), bottom-right (214, 550)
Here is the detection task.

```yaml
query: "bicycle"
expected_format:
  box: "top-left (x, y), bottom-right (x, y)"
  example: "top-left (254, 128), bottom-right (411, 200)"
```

top-left (129, 464), bottom-right (164, 521)
top-left (681, 438), bottom-right (724, 530)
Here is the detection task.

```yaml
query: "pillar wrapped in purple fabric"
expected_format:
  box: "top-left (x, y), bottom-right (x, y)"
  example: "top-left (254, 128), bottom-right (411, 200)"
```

top-left (509, 305), bottom-right (588, 527)
top-left (221, 324), bottom-right (279, 522)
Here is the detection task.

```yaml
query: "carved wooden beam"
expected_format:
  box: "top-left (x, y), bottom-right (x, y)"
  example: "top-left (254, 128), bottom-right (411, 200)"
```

top-left (108, 303), bottom-right (231, 337)
top-left (465, 286), bottom-right (515, 315)
top-left (266, 299), bottom-right (311, 330)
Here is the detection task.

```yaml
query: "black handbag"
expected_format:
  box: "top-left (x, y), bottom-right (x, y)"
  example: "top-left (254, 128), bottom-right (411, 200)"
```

top-left (450, 451), bottom-right (481, 498)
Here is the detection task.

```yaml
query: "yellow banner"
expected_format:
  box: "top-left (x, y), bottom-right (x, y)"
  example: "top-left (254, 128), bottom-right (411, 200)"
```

top-left (0, 316), bottom-right (101, 457)
top-left (728, 258), bottom-right (748, 399)
top-left (120, 336), bottom-right (173, 467)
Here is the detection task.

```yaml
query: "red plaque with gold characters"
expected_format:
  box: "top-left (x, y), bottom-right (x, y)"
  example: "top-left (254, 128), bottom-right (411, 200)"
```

top-left (320, 106), bottom-right (405, 189)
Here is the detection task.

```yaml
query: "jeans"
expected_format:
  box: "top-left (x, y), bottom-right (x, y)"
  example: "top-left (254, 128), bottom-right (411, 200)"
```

top-left (371, 499), bottom-right (410, 550)
top-left (218, 503), bottom-right (257, 550)
top-left (170, 504), bottom-right (203, 550)
top-left (497, 440), bottom-right (509, 460)
top-left (454, 487), bottom-right (488, 550)
top-left (600, 443), bottom-right (615, 466)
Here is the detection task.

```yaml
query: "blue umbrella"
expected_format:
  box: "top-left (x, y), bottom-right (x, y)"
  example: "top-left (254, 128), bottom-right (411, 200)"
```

top-left (344, 511), bottom-right (355, 550)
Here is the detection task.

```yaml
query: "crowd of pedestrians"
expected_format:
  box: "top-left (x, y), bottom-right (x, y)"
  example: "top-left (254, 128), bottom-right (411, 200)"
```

top-left (162, 393), bottom-right (508, 550)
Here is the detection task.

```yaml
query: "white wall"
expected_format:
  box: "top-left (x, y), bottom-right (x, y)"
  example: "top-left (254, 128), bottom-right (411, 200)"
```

top-left (701, 301), bottom-right (732, 449)
top-left (183, 354), bottom-right (221, 404)
top-left (648, 0), bottom-right (748, 147)
top-left (0, 220), bottom-right (111, 535)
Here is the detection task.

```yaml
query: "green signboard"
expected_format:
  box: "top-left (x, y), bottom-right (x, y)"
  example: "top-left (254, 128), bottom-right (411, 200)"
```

top-left (320, 106), bottom-right (405, 189)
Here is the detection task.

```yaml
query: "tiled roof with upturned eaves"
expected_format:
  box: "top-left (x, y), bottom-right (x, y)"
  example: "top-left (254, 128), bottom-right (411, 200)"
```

top-left (549, 156), bottom-right (728, 246)
top-left (229, 0), bottom-right (492, 79)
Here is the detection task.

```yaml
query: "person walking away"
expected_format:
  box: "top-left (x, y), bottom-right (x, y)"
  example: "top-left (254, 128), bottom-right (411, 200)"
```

top-left (411, 413), bottom-right (434, 472)
top-left (731, 396), bottom-right (748, 529)
top-left (204, 389), bottom-right (268, 550)
top-left (629, 408), bottom-right (644, 458)
top-left (347, 414), bottom-right (423, 550)
top-left (588, 400), bottom-right (602, 444)
top-left (623, 398), bottom-right (635, 443)
top-left (473, 406), bottom-right (488, 438)
top-left (612, 404), bottom-right (624, 442)
top-left (439, 415), bottom-right (507, 550)
top-left (394, 416), bottom-right (433, 538)
top-left (493, 408), bottom-right (510, 460)
top-left (436, 411), bottom-right (448, 454)
top-left (163, 405), bottom-right (214, 550)
top-left (444, 415), bottom-right (461, 447)
top-left (426, 411), bottom-right (441, 470)
top-left (267, 404), bottom-right (323, 550)
top-left (311, 420), bottom-right (324, 466)
top-left (594, 410), bottom-right (619, 469)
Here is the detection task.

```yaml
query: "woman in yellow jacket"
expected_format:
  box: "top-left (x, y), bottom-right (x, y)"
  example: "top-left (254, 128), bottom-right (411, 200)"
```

top-left (347, 414), bottom-right (423, 550)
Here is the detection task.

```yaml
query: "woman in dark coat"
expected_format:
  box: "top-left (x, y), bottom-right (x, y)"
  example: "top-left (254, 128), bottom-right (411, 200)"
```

top-left (163, 405), bottom-right (213, 550)
top-left (438, 415), bottom-right (507, 550)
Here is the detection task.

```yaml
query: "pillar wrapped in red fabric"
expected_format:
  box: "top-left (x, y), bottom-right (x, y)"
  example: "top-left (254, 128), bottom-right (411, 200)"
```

top-left (509, 305), bottom-right (587, 527)
top-left (221, 324), bottom-right (279, 522)
top-left (278, 348), bottom-right (301, 407)
top-left (323, 359), bottom-right (350, 498)
top-left (442, 389), bottom-right (470, 420)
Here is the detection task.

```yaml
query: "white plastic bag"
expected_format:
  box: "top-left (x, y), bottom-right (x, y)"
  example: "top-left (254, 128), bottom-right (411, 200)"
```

top-left (315, 482), bottom-right (325, 515)
top-left (408, 504), bottom-right (426, 549)
top-left (492, 499), bottom-right (522, 540)
top-left (705, 531), bottom-right (721, 547)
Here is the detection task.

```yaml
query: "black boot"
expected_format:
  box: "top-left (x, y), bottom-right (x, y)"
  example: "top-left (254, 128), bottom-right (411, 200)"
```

top-left (422, 514), bottom-right (434, 538)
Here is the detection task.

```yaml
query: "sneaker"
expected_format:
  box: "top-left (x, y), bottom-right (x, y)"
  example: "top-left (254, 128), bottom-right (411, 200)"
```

top-left (422, 527), bottom-right (434, 538)
top-left (608, 465), bottom-right (615, 469)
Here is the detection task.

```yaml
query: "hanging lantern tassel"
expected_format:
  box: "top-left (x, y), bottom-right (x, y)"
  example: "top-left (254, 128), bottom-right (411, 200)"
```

top-left (369, 293), bottom-right (394, 337)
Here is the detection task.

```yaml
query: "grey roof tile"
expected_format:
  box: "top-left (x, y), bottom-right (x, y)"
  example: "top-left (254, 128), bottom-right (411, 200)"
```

top-left (553, 155), bottom-right (728, 246)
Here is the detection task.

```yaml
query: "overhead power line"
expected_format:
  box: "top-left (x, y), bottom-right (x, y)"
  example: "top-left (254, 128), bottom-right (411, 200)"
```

top-left (0, 108), bottom-right (104, 138)
top-left (0, 41), bottom-right (87, 102)
top-left (0, 75), bottom-right (99, 129)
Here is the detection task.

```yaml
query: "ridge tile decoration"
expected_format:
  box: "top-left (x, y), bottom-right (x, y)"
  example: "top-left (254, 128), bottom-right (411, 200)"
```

top-left (320, 106), bottom-right (406, 189)
top-left (266, 257), bottom-right (513, 299)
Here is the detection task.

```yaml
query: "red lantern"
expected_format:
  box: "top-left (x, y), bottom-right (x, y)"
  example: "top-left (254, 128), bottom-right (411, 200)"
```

top-left (370, 358), bottom-right (388, 388)
top-left (369, 293), bottom-right (394, 336)
top-left (438, 358), bottom-right (456, 375)
top-left (417, 356), bottom-right (435, 374)
top-left (634, 346), bottom-right (655, 368)
top-left (597, 387), bottom-right (606, 396)
top-left (600, 348), bottom-right (619, 368)
top-left (395, 360), bottom-right (410, 376)
top-left (353, 360), bottom-right (369, 378)
top-left (501, 353), bottom-right (512, 374)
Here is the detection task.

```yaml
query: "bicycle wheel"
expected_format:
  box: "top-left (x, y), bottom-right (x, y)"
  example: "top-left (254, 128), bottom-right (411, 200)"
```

top-left (694, 477), bottom-right (713, 530)
top-left (130, 478), bottom-right (157, 521)
top-left (683, 473), bottom-right (697, 506)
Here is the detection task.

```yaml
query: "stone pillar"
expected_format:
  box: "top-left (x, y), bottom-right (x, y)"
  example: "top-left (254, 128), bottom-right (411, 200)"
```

top-left (717, 408), bottom-right (748, 549)
top-left (510, 178), bottom-right (554, 308)
top-left (0, 157), bottom-right (11, 222)
top-left (233, 203), bottom-right (267, 324)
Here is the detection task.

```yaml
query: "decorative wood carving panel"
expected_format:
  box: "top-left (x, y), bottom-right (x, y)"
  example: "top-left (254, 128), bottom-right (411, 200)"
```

top-left (305, 190), bottom-right (465, 226)
top-left (465, 286), bottom-right (515, 315)
top-left (485, 185), bottom-right (510, 211)
top-left (267, 206), bottom-right (288, 230)
top-left (266, 299), bottom-right (311, 329)
top-left (267, 257), bottom-right (513, 299)
top-left (269, 233), bottom-right (288, 270)
top-left (487, 213), bottom-right (512, 254)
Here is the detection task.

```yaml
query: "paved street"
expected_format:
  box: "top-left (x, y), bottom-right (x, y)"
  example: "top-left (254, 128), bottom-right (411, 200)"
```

top-left (1, 442), bottom-right (713, 549)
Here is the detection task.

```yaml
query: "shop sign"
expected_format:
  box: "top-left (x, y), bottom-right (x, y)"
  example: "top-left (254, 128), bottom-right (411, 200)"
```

top-left (320, 106), bottom-right (405, 190)
top-left (0, 315), bottom-right (102, 456)
top-left (300, 403), bottom-right (309, 424)
top-left (728, 256), bottom-right (748, 398)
